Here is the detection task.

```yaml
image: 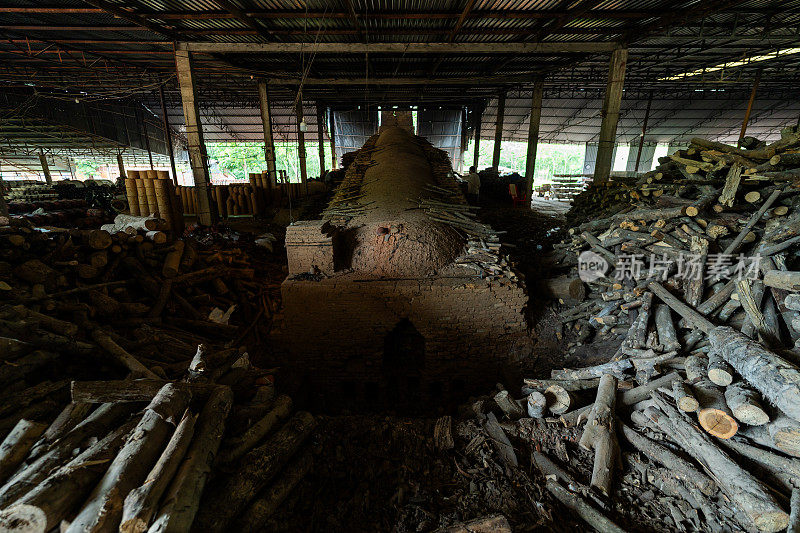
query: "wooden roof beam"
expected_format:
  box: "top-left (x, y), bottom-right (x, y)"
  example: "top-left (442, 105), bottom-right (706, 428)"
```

top-left (181, 42), bottom-right (618, 54)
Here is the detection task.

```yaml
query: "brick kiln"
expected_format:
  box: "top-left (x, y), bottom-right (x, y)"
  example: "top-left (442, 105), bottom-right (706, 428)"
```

top-left (273, 126), bottom-right (531, 409)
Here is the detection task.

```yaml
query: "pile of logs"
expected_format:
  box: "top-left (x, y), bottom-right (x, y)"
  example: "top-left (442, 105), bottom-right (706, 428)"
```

top-left (567, 126), bottom-right (800, 228)
top-left (0, 346), bottom-right (315, 532)
top-left (520, 127), bottom-right (800, 532)
top-left (0, 214), bottom-right (305, 530)
top-left (124, 171), bottom-right (184, 234)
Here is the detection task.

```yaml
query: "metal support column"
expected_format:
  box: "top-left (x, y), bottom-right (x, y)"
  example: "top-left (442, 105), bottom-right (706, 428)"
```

top-left (257, 80), bottom-right (277, 184)
top-left (175, 43), bottom-right (216, 225)
top-left (159, 85), bottom-right (179, 186)
top-left (492, 90), bottom-right (506, 171)
top-left (594, 47), bottom-right (627, 184)
top-left (524, 80), bottom-right (544, 205)
top-left (39, 149), bottom-right (52, 185)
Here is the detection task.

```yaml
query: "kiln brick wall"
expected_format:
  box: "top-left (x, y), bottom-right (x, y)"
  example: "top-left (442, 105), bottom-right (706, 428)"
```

top-left (273, 275), bottom-right (530, 404)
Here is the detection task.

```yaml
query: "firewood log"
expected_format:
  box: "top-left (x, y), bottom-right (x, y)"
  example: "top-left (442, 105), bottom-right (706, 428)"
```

top-left (551, 359), bottom-right (632, 381)
top-left (790, 489), bottom-right (800, 533)
top-left (493, 390), bottom-right (525, 419)
top-left (0, 418), bottom-right (137, 533)
top-left (654, 304), bottom-right (680, 352)
top-left (65, 383), bottom-right (191, 532)
top-left (763, 270), bottom-right (800, 291)
top-left (431, 514), bottom-right (512, 533)
top-left (0, 402), bottom-right (135, 507)
top-left (709, 326), bottom-right (800, 422)
top-left (578, 374), bottom-right (618, 496)
top-left (647, 395), bottom-right (788, 532)
top-left (694, 379), bottom-right (739, 439)
top-left (193, 411), bottom-right (316, 532)
top-left (740, 414), bottom-right (800, 458)
top-left (720, 437), bottom-right (800, 492)
top-left (725, 382), bottom-right (769, 426)
top-left (523, 377), bottom-right (602, 391)
top-left (0, 419), bottom-right (47, 485)
top-left (147, 386), bottom-right (233, 533)
top-left (0, 337), bottom-right (34, 359)
top-left (218, 394), bottom-right (292, 464)
top-left (235, 451), bottom-right (313, 531)
top-left (526, 391), bottom-right (547, 418)
top-left (531, 451), bottom-right (626, 533)
top-left (120, 409), bottom-right (198, 533)
top-left (621, 421), bottom-right (715, 495)
top-left (543, 384), bottom-right (575, 415)
top-left (672, 380), bottom-right (699, 412)
top-left (707, 350), bottom-right (734, 386)
top-left (91, 328), bottom-right (159, 379)
top-left (27, 402), bottom-right (92, 461)
top-left (162, 240), bottom-right (185, 279)
top-left (0, 351), bottom-right (56, 388)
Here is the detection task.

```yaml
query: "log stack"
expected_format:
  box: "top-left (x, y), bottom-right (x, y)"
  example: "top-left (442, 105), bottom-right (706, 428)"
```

top-left (0, 216), bottom-right (303, 531)
top-left (511, 126), bottom-right (800, 532)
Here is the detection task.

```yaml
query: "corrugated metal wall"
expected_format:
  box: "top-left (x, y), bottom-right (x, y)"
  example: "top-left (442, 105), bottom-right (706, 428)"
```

top-left (417, 107), bottom-right (463, 171)
top-left (332, 108), bottom-right (378, 162)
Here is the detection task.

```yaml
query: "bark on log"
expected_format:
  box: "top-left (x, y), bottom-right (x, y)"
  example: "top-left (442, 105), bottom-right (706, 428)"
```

top-left (647, 395), bottom-right (788, 532)
top-left (527, 391), bottom-right (547, 418)
top-left (0, 419), bottom-right (137, 533)
top-left (763, 270), bottom-right (800, 291)
top-left (120, 409), bottom-right (198, 533)
top-left (620, 423), bottom-right (715, 495)
top-left (65, 383), bottom-right (191, 533)
top-left (27, 402), bottom-right (92, 461)
top-left (100, 214), bottom-right (159, 233)
top-left (162, 240), bottom-right (185, 279)
top-left (540, 276), bottom-right (586, 302)
top-left (649, 281), bottom-right (715, 333)
top-left (218, 394), bottom-right (293, 464)
top-left (0, 402), bottom-right (135, 507)
top-left (725, 382), bottom-right (769, 426)
top-left (531, 451), bottom-right (626, 533)
top-left (694, 379), bottom-right (739, 439)
top-left (684, 354), bottom-right (708, 383)
top-left (146, 386), bottom-right (233, 533)
top-left (0, 420), bottom-right (46, 485)
top-left (709, 325), bottom-right (800, 422)
top-left (560, 372), bottom-right (681, 427)
top-left (493, 390), bottom-right (525, 420)
top-left (720, 437), bottom-right (800, 492)
top-left (707, 350), bottom-right (734, 386)
top-left (523, 377), bottom-right (601, 392)
top-left (579, 374), bottom-right (618, 496)
top-left (70, 379), bottom-right (217, 403)
top-left (235, 451), bottom-right (313, 531)
top-left (551, 359), bottom-right (632, 381)
top-left (790, 488), bottom-right (800, 533)
top-left (192, 411), bottom-right (316, 533)
top-left (0, 351), bottom-right (57, 389)
top-left (432, 515), bottom-right (512, 533)
top-left (740, 414), bottom-right (800, 457)
top-left (672, 380), bottom-right (699, 412)
top-left (90, 329), bottom-right (159, 379)
top-left (654, 304), bottom-right (680, 352)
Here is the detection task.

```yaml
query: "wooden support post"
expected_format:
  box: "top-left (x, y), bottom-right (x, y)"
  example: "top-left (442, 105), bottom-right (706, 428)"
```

top-left (738, 70), bottom-right (761, 148)
top-left (38, 149), bottom-right (52, 185)
top-left (472, 102), bottom-right (482, 170)
top-left (175, 43), bottom-right (216, 225)
top-left (524, 80), bottom-right (543, 205)
top-left (116, 153), bottom-right (126, 182)
top-left (594, 47), bottom-right (627, 184)
top-left (634, 89), bottom-right (653, 172)
top-left (296, 96), bottom-right (308, 193)
top-left (316, 102), bottom-right (326, 178)
top-left (492, 90), bottom-right (506, 171)
top-left (257, 80), bottom-right (277, 184)
top-left (329, 109), bottom-right (337, 169)
top-left (159, 84), bottom-right (179, 187)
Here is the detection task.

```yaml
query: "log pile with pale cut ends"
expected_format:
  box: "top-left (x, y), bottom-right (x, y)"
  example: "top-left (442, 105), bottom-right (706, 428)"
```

top-left (500, 127), bottom-right (800, 531)
top-left (0, 342), bottom-right (314, 533)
